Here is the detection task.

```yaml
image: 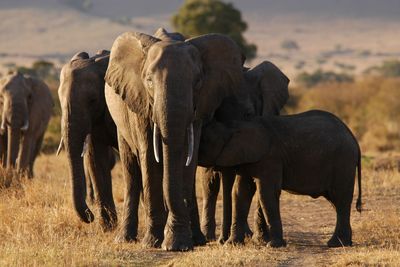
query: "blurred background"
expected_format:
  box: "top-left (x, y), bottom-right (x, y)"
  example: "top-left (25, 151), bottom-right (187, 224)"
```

top-left (1, 0), bottom-right (400, 158)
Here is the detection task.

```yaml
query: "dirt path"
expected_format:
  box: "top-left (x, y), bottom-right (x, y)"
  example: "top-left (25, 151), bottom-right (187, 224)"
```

top-left (161, 183), bottom-right (399, 266)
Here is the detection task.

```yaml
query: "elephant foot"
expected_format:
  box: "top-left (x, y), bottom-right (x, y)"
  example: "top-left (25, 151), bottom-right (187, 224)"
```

top-left (244, 223), bottom-right (253, 238)
top-left (327, 235), bottom-right (352, 247)
top-left (268, 238), bottom-right (287, 248)
top-left (142, 228), bottom-right (164, 248)
top-left (252, 231), bottom-right (270, 245)
top-left (162, 225), bottom-right (193, 251)
top-left (224, 235), bottom-right (245, 246)
top-left (114, 230), bottom-right (138, 243)
top-left (201, 225), bottom-right (216, 241)
top-left (217, 234), bottom-right (229, 245)
top-left (99, 209), bottom-right (118, 232)
top-left (192, 229), bottom-right (207, 246)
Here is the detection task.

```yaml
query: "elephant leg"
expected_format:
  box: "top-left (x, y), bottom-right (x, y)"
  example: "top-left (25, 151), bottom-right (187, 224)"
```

top-left (238, 175), bottom-right (256, 238)
top-left (115, 134), bottom-right (142, 242)
top-left (190, 181), bottom-right (207, 246)
top-left (255, 176), bottom-right (286, 248)
top-left (0, 133), bottom-right (7, 167)
top-left (252, 197), bottom-right (270, 244)
top-left (83, 155), bottom-right (95, 204)
top-left (141, 150), bottom-right (166, 248)
top-left (327, 176), bottom-right (354, 247)
top-left (218, 168), bottom-right (235, 244)
top-left (27, 133), bottom-right (44, 178)
top-left (88, 140), bottom-right (118, 231)
top-left (225, 175), bottom-right (251, 245)
top-left (17, 134), bottom-right (33, 177)
top-left (200, 167), bottom-right (220, 241)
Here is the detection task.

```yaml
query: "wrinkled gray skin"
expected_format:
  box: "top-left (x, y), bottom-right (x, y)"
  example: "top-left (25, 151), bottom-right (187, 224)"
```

top-left (199, 62), bottom-right (289, 243)
top-left (0, 72), bottom-right (53, 177)
top-left (58, 50), bottom-right (119, 231)
top-left (199, 110), bottom-right (362, 248)
top-left (105, 28), bottom-right (244, 251)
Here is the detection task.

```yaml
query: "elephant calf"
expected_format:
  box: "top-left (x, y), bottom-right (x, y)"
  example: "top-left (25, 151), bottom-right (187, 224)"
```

top-left (199, 110), bottom-right (362, 248)
top-left (0, 71), bottom-right (53, 177)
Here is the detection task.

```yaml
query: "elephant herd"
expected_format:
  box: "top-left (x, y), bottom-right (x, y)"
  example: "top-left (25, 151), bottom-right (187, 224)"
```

top-left (0, 28), bottom-right (362, 251)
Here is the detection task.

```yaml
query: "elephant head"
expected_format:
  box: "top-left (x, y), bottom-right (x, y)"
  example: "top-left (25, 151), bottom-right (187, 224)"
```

top-left (105, 30), bottom-right (244, 240)
top-left (58, 50), bottom-right (110, 223)
top-left (0, 72), bottom-right (33, 168)
top-left (214, 61), bottom-right (290, 124)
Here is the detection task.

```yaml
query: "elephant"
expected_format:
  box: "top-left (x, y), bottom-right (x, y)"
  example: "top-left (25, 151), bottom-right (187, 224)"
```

top-left (0, 71), bottom-right (53, 177)
top-left (105, 29), bottom-right (245, 251)
top-left (199, 61), bottom-right (290, 243)
top-left (58, 50), bottom-right (119, 231)
top-left (198, 110), bottom-right (362, 248)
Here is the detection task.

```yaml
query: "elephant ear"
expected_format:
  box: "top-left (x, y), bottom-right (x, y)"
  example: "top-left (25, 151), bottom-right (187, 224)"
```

top-left (216, 121), bottom-right (270, 167)
top-left (105, 32), bottom-right (160, 115)
top-left (245, 61), bottom-right (289, 115)
top-left (198, 120), bottom-right (233, 167)
top-left (187, 34), bottom-right (245, 119)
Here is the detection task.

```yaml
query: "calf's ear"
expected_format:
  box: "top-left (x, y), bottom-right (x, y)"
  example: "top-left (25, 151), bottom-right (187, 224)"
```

top-left (216, 122), bottom-right (270, 166)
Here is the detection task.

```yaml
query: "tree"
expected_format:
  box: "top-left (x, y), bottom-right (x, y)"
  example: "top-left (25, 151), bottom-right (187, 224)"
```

top-left (172, 0), bottom-right (257, 60)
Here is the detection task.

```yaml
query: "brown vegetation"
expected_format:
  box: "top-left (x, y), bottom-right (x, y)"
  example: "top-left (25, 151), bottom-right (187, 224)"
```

top-left (0, 153), bottom-right (399, 266)
top-left (288, 77), bottom-right (400, 153)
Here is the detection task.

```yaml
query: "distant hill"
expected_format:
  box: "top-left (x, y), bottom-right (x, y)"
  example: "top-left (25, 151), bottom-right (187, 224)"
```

top-left (1, 0), bottom-right (400, 20)
top-left (0, 0), bottom-right (400, 78)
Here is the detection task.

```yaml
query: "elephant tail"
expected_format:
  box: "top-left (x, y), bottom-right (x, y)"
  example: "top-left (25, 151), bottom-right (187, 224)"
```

top-left (356, 147), bottom-right (362, 213)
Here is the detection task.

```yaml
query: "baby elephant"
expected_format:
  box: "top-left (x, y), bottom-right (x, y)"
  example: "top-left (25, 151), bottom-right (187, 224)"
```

top-left (199, 110), bottom-right (362, 248)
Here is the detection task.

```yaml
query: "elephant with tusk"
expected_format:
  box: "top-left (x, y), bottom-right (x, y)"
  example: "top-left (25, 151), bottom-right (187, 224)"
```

top-left (58, 50), bottom-right (119, 231)
top-left (0, 71), bottom-right (53, 177)
top-left (105, 28), bottom-right (245, 251)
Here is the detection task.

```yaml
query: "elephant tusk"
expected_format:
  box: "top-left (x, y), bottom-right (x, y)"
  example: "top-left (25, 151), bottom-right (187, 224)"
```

top-left (56, 136), bottom-right (64, 156)
top-left (81, 135), bottom-right (90, 157)
top-left (21, 120), bottom-right (29, 132)
top-left (0, 120), bottom-right (6, 133)
top-left (153, 123), bottom-right (160, 163)
top-left (185, 123), bottom-right (194, 166)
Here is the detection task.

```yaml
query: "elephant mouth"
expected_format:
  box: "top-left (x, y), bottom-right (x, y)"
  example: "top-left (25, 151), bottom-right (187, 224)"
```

top-left (152, 122), bottom-right (194, 166)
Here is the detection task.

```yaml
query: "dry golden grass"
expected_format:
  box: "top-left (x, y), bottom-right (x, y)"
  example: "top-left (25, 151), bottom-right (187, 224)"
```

top-left (0, 153), bottom-right (399, 266)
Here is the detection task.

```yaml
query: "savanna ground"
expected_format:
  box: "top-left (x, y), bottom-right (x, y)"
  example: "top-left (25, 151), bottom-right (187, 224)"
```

top-left (0, 152), bottom-right (399, 266)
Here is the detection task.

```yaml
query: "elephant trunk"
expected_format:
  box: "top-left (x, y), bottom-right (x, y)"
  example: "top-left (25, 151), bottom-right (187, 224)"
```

top-left (160, 116), bottom-right (192, 237)
top-left (64, 117), bottom-right (94, 223)
top-left (6, 127), bottom-right (20, 169)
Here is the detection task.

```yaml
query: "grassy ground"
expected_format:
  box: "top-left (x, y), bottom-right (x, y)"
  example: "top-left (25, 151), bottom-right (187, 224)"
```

top-left (0, 154), bottom-right (399, 266)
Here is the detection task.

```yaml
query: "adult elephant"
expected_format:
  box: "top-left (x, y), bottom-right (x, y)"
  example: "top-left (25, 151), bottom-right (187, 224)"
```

top-left (58, 50), bottom-right (119, 231)
top-left (105, 29), bottom-right (244, 251)
top-left (199, 61), bottom-right (290, 243)
top-left (0, 71), bottom-right (53, 177)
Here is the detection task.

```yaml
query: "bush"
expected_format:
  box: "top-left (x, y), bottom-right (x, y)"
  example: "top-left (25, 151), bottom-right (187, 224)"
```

top-left (296, 69), bottom-right (354, 88)
top-left (171, 0), bottom-right (257, 60)
top-left (365, 60), bottom-right (400, 78)
top-left (288, 76), bottom-right (400, 152)
top-left (13, 60), bottom-right (59, 82)
top-left (281, 39), bottom-right (299, 51)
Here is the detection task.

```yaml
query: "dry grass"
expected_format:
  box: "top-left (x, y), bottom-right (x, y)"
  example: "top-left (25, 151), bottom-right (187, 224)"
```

top-left (0, 153), bottom-right (399, 266)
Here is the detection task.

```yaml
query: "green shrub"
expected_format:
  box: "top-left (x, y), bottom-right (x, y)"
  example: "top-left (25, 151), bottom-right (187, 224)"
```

top-left (172, 0), bottom-right (257, 60)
